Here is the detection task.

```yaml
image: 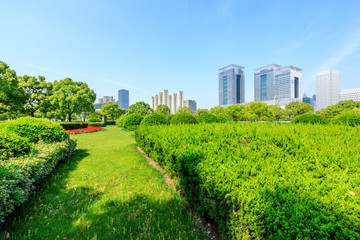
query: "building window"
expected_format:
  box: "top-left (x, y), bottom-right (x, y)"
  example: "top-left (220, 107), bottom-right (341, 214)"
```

top-left (294, 77), bottom-right (299, 98)
top-left (236, 75), bottom-right (241, 103)
top-left (260, 74), bottom-right (267, 101)
top-left (223, 76), bottom-right (228, 105)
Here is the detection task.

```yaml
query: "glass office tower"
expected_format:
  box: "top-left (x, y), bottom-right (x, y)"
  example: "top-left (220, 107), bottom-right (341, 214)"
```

top-left (118, 89), bottom-right (129, 109)
top-left (219, 64), bottom-right (245, 106)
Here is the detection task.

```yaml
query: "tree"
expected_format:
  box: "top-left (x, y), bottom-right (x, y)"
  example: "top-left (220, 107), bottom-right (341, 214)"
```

top-left (285, 101), bottom-right (313, 119)
top-left (128, 101), bottom-right (153, 116)
top-left (0, 61), bottom-right (27, 119)
top-left (50, 78), bottom-right (96, 122)
top-left (155, 104), bottom-right (170, 116)
top-left (100, 102), bottom-right (126, 121)
top-left (209, 105), bottom-right (227, 118)
top-left (194, 108), bottom-right (209, 118)
top-left (317, 100), bottom-right (360, 119)
top-left (225, 104), bottom-right (245, 121)
top-left (243, 102), bottom-right (274, 121)
top-left (176, 106), bottom-right (192, 114)
top-left (268, 104), bottom-right (288, 120)
top-left (18, 75), bottom-right (53, 117)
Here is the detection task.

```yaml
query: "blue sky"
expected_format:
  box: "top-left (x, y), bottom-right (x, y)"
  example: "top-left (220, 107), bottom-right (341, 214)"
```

top-left (1, 0), bottom-right (360, 109)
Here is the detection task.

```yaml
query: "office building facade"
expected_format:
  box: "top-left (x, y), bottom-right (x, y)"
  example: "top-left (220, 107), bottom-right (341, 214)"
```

top-left (219, 64), bottom-right (245, 107)
top-left (316, 70), bottom-right (339, 111)
top-left (340, 88), bottom-right (360, 102)
top-left (118, 89), bottom-right (129, 109)
top-left (254, 64), bottom-right (302, 107)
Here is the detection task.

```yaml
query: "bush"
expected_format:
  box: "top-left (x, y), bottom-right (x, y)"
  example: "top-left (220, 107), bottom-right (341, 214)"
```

top-left (170, 113), bottom-right (198, 125)
top-left (105, 120), bottom-right (116, 125)
top-left (216, 115), bottom-right (228, 123)
top-left (141, 113), bottom-right (166, 126)
top-left (331, 112), bottom-right (360, 127)
top-left (88, 118), bottom-right (102, 122)
top-left (88, 122), bottom-right (106, 127)
top-left (196, 113), bottom-right (218, 123)
top-left (120, 114), bottom-right (144, 130)
top-left (0, 138), bottom-right (76, 223)
top-left (116, 117), bottom-right (124, 127)
top-left (59, 122), bottom-right (88, 130)
top-left (291, 113), bottom-right (329, 125)
top-left (165, 115), bottom-right (174, 125)
top-left (0, 130), bottom-right (32, 160)
top-left (5, 117), bottom-right (69, 143)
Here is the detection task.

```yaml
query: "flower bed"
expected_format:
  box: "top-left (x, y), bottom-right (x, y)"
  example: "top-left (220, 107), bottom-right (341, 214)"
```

top-left (65, 126), bottom-right (104, 134)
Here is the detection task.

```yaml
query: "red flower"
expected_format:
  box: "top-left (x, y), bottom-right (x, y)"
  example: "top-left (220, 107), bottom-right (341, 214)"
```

top-left (66, 126), bottom-right (104, 134)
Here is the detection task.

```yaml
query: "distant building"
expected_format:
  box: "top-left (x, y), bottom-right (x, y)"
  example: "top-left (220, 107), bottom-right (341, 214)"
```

top-left (254, 64), bottom-right (302, 108)
top-left (340, 88), bottom-right (360, 102)
top-left (219, 64), bottom-right (245, 107)
top-left (118, 89), bottom-right (129, 109)
top-left (93, 103), bottom-right (103, 110)
top-left (183, 100), bottom-right (197, 114)
top-left (302, 93), bottom-right (316, 111)
top-left (152, 90), bottom-right (188, 114)
top-left (311, 94), bottom-right (316, 110)
top-left (316, 70), bottom-right (339, 111)
top-left (98, 96), bottom-right (114, 104)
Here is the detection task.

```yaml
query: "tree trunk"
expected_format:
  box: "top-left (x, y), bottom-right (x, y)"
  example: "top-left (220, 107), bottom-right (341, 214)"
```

top-left (68, 114), bottom-right (72, 122)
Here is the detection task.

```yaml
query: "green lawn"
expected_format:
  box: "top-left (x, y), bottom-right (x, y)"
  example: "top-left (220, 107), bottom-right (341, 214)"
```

top-left (1, 126), bottom-right (206, 239)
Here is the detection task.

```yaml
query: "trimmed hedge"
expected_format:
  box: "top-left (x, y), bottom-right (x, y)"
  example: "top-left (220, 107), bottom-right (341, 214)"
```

top-left (291, 113), bottom-right (329, 125)
top-left (331, 112), bottom-right (360, 127)
top-left (0, 130), bottom-right (32, 160)
top-left (135, 123), bottom-right (360, 239)
top-left (5, 117), bottom-right (69, 143)
top-left (170, 113), bottom-right (198, 125)
top-left (196, 113), bottom-right (218, 123)
top-left (88, 118), bottom-right (102, 122)
top-left (0, 138), bottom-right (77, 223)
top-left (140, 113), bottom-right (166, 126)
top-left (88, 122), bottom-right (106, 127)
top-left (118, 114), bottom-right (143, 130)
top-left (216, 115), bottom-right (228, 123)
top-left (59, 122), bottom-right (88, 130)
top-left (105, 120), bottom-right (116, 125)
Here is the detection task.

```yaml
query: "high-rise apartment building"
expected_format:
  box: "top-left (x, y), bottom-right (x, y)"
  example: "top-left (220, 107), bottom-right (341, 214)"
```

top-left (254, 64), bottom-right (302, 107)
top-left (219, 65), bottom-right (245, 106)
top-left (316, 70), bottom-right (339, 111)
top-left (183, 100), bottom-right (197, 114)
top-left (118, 89), bottom-right (129, 109)
top-left (340, 88), bottom-right (360, 102)
top-left (151, 90), bottom-right (189, 114)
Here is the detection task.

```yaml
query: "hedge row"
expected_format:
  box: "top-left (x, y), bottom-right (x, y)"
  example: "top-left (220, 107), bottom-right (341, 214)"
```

top-left (59, 122), bottom-right (88, 130)
top-left (0, 138), bottom-right (77, 223)
top-left (292, 112), bottom-right (360, 126)
top-left (135, 123), bottom-right (360, 239)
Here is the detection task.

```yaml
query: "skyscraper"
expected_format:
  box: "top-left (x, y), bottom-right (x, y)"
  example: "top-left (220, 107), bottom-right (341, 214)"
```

top-left (316, 70), bottom-right (339, 111)
top-left (183, 100), bottom-right (197, 114)
top-left (219, 64), bottom-right (245, 106)
top-left (254, 64), bottom-right (302, 107)
top-left (118, 89), bottom-right (129, 109)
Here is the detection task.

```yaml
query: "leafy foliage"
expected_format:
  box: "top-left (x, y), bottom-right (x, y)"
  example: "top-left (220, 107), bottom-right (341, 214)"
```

top-left (194, 108), bottom-right (209, 118)
top-left (155, 104), bottom-right (170, 116)
top-left (331, 112), bottom-right (360, 127)
top-left (141, 113), bottom-right (166, 126)
top-left (268, 104), bottom-right (288, 120)
top-left (176, 106), bottom-right (193, 114)
top-left (285, 101), bottom-right (313, 119)
top-left (5, 117), bottom-right (69, 143)
top-left (209, 105), bottom-right (227, 118)
top-left (196, 113), bottom-right (218, 123)
top-left (88, 122), bottom-right (106, 127)
top-left (224, 104), bottom-right (245, 121)
top-left (128, 101), bottom-right (153, 116)
top-left (50, 78), bottom-right (96, 122)
top-left (318, 100), bottom-right (360, 119)
top-left (136, 123), bottom-right (360, 239)
top-left (0, 130), bottom-right (32, 160)
top-left (118, 114), bottom-right (144, 130)
top-left (243, 101), bottom-right (274, 121)
top-left (291, 113), bottom-right (329, 125)
top-left (88, 118), bottom-right (102, 122)
top-left (0, 61), bottom-right (27, 119)
top-left (165, 115), bottom-right (174, 125)
top-left (100, 102), bottom-right (126, 121)
top-left (170, 113), bottom-right (197, 125)
top-left (59, 122), bottom-right (88, 130)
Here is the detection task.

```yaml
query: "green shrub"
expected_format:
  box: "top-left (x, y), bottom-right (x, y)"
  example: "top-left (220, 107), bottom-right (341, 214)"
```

top-left (88, 122), bottom-right (106, 127)
top-left (165, 115), bottom-right (174, 125)
top-left (105, 120), bottom-right (116, 125)
top-left (170, 113), bottom-right (197, 125)
top-left (291, 113), bottom-right (329, 125)
top-left (5, 117), bottom-right (69, 143)
top-left (0, 130), bottom-right (32, 160)
top-left (216, 115), bottom-right (228, 123)
top-left (88, 118), bottom-right (102, 122)
top-left (116, 117), bottom-right (124, 127)
top-left (331, 112), bottom-right (360, 127)
top-left (59, 122), bottom-right (88, 130)
top-left (196, 113), bottom-right (218, 123)
top-left (141, 113), bottom-right (166, 126)
top-left (0, 138), bottom-right (76, 223)
top-left (121, 114), bottom-right (144, 130)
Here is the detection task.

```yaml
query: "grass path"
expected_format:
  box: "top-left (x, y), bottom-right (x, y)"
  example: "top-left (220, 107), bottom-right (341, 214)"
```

top-left (1, 126), bottom-right (206, 239)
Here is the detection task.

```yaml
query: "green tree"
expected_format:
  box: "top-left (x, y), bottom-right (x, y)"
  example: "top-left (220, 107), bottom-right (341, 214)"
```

top-left (209, 105), bottom-right (227, 118)
top-left (176, 106), bottom-right (193, 114)
top-left (155, 104), bottom-right (170, 116)
top-left (225, 104), bottom-right (245, 121)
top-left (194, 108), bottom-right (209, 118)
top-left (18, 75), bottom-right (53, 117)
top-left (243, 102), bottom-right (274, 121)
top-left (317, 100), bottom-right (360, 119)
top-left (0, 61), bottom-right (27, 119)
top-left (268, 104), bottom-right (288, 120)
top-left (100, 102), bottom-right (126, 121)
top-left (285, 101), bottom-right (313, 119)
top-left (50, 78), bottom-right (96, 122)
top-left (128, 101), bottom-right (153, 116)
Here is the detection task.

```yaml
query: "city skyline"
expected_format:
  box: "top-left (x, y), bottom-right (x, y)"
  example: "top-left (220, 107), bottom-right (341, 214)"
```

top-left (1, 1), bottom-right (360, 109)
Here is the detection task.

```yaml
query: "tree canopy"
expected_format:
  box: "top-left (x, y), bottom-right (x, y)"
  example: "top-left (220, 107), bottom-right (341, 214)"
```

top-left (128, 101), bottom-right (153, 116)
top-left (243, 101), bottom-right (274, 121)
top-left (209, 105), bottom-right (227, 118)
top-left (317, 100), bottom-right (360, 119)
top-left (0, 61), bottom-right (27, 119)
top-left (100, 102), bottom-right (126, 121)
top-left (285, 101), bottom-right (313, 119)
top-left (50, 78), bottom-right (96, 121)
top-left (225, 104), bottom-right (245, 121)
top-left (176, 106), bottom-right (193, 114)
top-left (194, 108), bottom-right (209, 118)
top-left (268, 104), bottom-right (288, 120)
top-left (155, 104), bottom-right (170, 116)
